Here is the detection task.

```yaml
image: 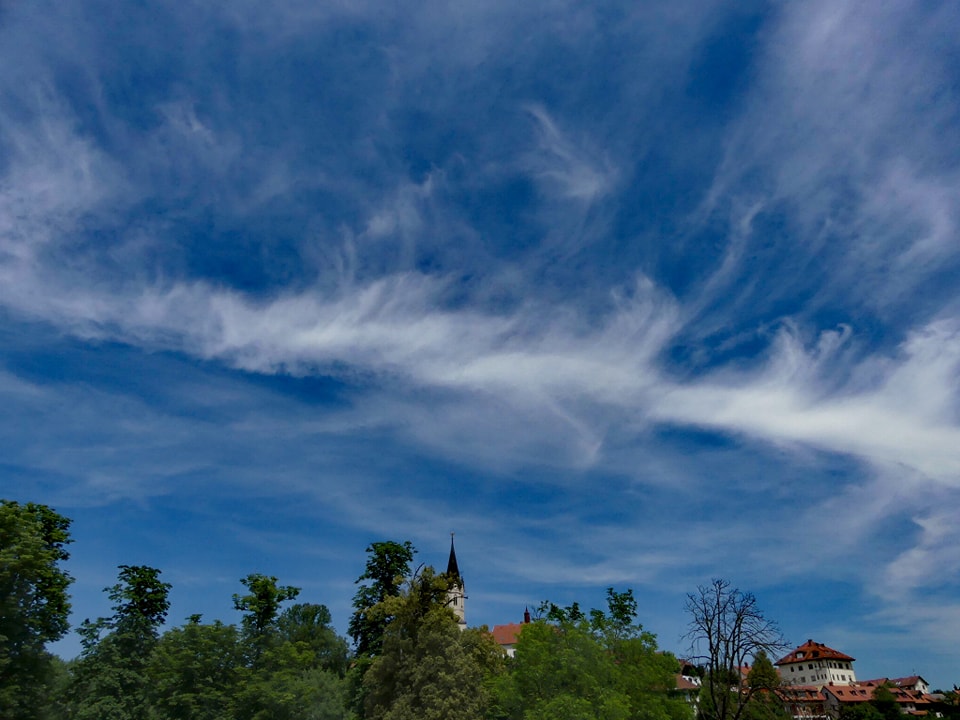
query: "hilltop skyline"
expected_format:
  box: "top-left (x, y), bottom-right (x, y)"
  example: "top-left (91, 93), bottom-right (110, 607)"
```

top-left (1, 0), bottom-right (958, 689)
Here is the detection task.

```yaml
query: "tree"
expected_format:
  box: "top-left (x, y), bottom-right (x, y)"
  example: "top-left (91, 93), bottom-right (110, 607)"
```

top-left (231, 577), bottom-right (351, 720)
top-left (349, 540), bottom-right (416, 656)
top-left (684, 579), bottom-right (788, 720)
top-left (0, 500), bottom-right (73, 720)
top-left (746, 651), bottom-right (779, 691)
top-left (838, 703), bottom-right (883, 720)
top-left (236, 665), bottom-right (350, 720)
top-left (276, 602), bottom-right (350, 677)
top-left (233, 573), bottom-right (300, 664)
top-left (502, 618), bottom-right (630, 720)
top-left (69, 565), bottom-right (172, 720)
top-left (234, 639), bottom-right (351, 720)
top-left (347, 540), bottom-right (417, 718)
top-left (148, 616), bottom-right (243, 720)
top-left (495, 589), bottom-right (691, 720)
top-left (869, 685), bottom-right (903, 720)
top-left (743, 652), bottom-right (789, 720)
top-left (362, 565), bottom-right (500, 720)
top-left (234, 574), bottom-right (301, 638)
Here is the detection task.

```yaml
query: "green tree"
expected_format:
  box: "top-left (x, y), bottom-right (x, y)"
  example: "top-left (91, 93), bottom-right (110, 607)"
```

top-left (69, 565), bottom-right (172, 720)
top-left (233, 573), bottom-right (300, 664)
top-left (502, 619), bottom-right (630, 720)
top-left (237, 663), bottom-right (350, 720)
top-left (870, 685), bottom-right (903, 720)
top-left (0, 500), bottom-right (73, 720)
top-left (148, 616), bottom-right (242, 720)
top-left (231, 577), bottom-right (350, 720)
top-left (234, 642), bottom-right (351, 720)
top-left (362, 565), bottom-right (501, 720)
top-left (742, 651), bottom-right (789, 720)
top-left (348, 540), bottom-right (417, 718)
top-left (684, 579), bottom-right (788, 720)
top-left (277, 602), bottom-right (350, 677)
top-left (496, 589), bottom-right (691, 720)
top-left (746, 651), bottom-right (779, 691)
top-left (349, 540), bottom-right (416, 656)
top-left (838, 703), bottom-right (883, 720)
top-left (149, 595), bottom-right (351, 720)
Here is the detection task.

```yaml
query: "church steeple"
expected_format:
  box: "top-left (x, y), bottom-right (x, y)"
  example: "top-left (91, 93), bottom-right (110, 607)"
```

top-left (447, 532), bottom-right (461, 580)
top-left (446, 533), bottom-right (466, 628)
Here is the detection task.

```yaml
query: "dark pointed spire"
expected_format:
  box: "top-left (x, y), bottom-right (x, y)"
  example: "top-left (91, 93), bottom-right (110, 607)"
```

top-left (446, 532), bottom-right (461, 581)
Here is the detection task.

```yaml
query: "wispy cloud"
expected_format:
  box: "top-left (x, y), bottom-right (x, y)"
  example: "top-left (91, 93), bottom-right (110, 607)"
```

top-left (2, 0), bottom-right (960, 684)
top-left (523, 105), bottom-right (618, 203)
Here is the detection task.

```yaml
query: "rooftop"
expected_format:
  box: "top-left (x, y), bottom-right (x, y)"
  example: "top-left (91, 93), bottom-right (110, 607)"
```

top-left (777, 639), bottom-right (855, 666)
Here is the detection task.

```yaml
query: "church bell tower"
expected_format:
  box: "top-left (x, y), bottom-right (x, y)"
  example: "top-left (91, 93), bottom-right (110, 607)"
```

top-left (446, 533), bottom-right (466, 629)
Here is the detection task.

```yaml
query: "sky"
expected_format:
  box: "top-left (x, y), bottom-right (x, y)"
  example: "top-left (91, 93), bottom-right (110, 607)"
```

top-left (1, 0), bottom-right (959, 689)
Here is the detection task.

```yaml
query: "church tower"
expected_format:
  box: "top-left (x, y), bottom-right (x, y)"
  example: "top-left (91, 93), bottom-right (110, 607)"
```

top-left (446, 533), bottom-right (467, 629)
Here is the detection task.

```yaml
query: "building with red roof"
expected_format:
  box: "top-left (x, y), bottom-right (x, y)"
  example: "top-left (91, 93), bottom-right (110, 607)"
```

top-left (777, 640), bottom-right (858, 687)
top-left (491, 608), bottom-right (531, 657)
top-left (821, 682), bottom-right (934, 717)
top-left (776, 685), bottom-right (830, 720)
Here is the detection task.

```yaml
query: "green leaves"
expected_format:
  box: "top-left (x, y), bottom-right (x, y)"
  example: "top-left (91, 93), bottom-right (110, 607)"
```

top-left (495, 590), bottom-right (691, 720)
top-left (234, 574), bottom-right (301, 639)
top-left (349, 540), bottom-right (416, 657)
top-left (361, 568), bottom-right (497, 720)
top-left (109, 565), bottom-right (172, 636)
top-left (0, 500), bottom-right (73, 720)
top-left (70, 565), bottom-right (172, 720)
top-left (149, 619), bottom-right (242, 720)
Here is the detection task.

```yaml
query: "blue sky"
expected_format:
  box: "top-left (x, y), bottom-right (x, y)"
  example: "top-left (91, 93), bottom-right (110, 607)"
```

top-left (2, 0), bottom-right (959, 688)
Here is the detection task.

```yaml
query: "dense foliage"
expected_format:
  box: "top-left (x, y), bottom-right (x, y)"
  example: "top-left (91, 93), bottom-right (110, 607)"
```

top-left (0, 500), bottom-right (73, 719)
top-left (1, 500), bottom-right (703, 719)
top-left (491, 590), bottom-right (691, 720)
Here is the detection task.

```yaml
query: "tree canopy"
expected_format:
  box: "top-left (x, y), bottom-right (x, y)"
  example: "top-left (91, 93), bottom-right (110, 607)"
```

top-left (0, 500), bottom-right (73, 720)
top-left (0, 507), bottom-right (821, 720)
top-left (493, 589), bottom-right (692, 720)
top-left (362, 566), bottom-right (500, 720)
top-left (349, 540), bottom-right (416, 657)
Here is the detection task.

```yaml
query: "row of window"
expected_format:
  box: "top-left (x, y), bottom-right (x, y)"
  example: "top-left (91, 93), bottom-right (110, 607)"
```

top-left (790, 661), bottom-right (852, 672)
top-left (797, 674), bottom-right (851, 684)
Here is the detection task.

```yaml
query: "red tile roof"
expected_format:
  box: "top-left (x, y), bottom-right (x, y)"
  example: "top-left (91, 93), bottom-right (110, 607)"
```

top-left (776, 639), bottom-right (855, 666)
top-left (823, 683), bottom-right (932, 709)
top-left (777, 685), bottom-right (825, 699)
top-left (491, 622), bottom-right (525, 646)
top-left (822, 686), bottom-right (875, 703)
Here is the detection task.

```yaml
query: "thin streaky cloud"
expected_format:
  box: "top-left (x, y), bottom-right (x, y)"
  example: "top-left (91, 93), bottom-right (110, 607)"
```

top-left (1, 0), bottom-right (959, 687)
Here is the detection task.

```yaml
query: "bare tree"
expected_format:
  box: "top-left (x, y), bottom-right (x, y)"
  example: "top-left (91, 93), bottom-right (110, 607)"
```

top-left (684, 579), bottom-right (789, 720)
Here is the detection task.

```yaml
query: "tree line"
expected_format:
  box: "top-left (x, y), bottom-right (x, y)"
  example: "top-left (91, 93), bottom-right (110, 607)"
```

top-left (12, 498), bottom-right (948, 720)
top-left (4, 500), bottom-right (700, 719)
